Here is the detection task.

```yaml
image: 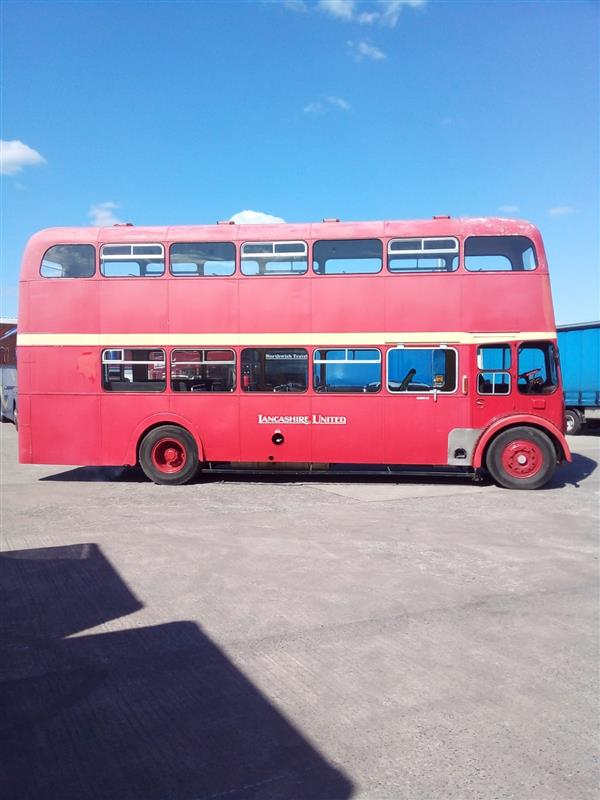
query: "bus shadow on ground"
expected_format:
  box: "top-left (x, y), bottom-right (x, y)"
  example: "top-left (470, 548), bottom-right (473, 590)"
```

top-left (41, 464), bottom-right (484, 487)
top-left (39, 458), bottom-right (597, 489)
top-left (544, 451), bottom-right (598, 489)
top-left (0, 544), bottom-right (353, 800)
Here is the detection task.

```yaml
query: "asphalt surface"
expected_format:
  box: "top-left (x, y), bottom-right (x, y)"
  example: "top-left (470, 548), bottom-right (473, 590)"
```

top-left (1, 424), bottom-right (598, 800)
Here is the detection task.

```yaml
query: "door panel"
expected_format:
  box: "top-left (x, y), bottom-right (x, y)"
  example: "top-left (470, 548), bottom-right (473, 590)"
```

top-left (384, 346), bottom-right (469, 465)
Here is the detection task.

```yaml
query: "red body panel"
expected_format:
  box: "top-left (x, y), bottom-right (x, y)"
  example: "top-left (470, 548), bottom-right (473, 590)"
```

top-left (17, 218), bottom-right (569, 470)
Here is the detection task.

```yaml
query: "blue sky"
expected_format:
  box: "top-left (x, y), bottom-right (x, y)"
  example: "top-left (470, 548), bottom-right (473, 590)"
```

top-left (1, 0), bottom-right (598, 323)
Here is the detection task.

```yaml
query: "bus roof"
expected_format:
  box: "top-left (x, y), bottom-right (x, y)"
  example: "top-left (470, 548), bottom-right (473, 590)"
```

top-left (25, 217), bottom-right (541, 248)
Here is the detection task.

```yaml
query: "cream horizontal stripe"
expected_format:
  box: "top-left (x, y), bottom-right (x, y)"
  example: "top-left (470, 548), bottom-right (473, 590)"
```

top-left (17, 331), bottom-right (556, 347)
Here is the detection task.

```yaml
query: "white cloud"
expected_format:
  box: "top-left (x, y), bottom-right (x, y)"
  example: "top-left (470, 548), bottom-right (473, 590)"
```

top-left (327, 95), bottom-right (351, 109)
top-left (318, 0), bottom-right (356, 20)
top-left (378, 0), bottom-right (426, 28)
top-left (89, 202), bottom-right (123, 226)
top-left (304, 101), bottom-right (324, 114)
top-left (498, 205), bottom-right (520, 214)
top-left (230, 210), bottom-right (286, 224)
top-left (314, 0), bottom-right (427, 28)
top-left (282, 0), bottom-right (308, 11)
top-left (347, 39), bottom-right (386, 61)
top-left (549, 206), bottom-right (575, 217)
top-left (357, 11), bottom-right (379, 23)
top-left (0, 139), bottom-right (46, 175)
top-left (304, 96), bottom-right (351, 113)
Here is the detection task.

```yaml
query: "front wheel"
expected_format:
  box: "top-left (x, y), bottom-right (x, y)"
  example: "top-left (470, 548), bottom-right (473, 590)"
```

top-left (486, 426), bottom-right (556, 490)
top-left (564, 408), bottom-right (583, 435)
top-left (139, 425), bottom-right (199, 485)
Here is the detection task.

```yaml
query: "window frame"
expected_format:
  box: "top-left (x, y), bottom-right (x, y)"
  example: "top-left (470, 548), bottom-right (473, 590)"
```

top-left (463, 235), bottom-right (538, 273)
top-left (169, 241), bottom-right (237, 277)
top-left (240, 347), bottom-right (309, 393)
top-left (40, 243), bottom-right (97, 279)
top-left (240, 240), bottom-right (308, 277)
top-left (100, 243), bottom-right (166, 278)
top-left (170, 348), bottom-right (237, 392)
top-left (312, 238), bottom-right (384, 276)
top-left (385, 345), bottom-right (459, 395)
top-left (101, 348), bottom-right (167, 393)
top-left (386, 237), bottom-right (459, 274)
top-left (477, 372), bottom-right (512, 396)
top-left (517, 341), bottom-right (559, 395)
top-left (313, 348), bottom-right (382, 394)
top-left (476, 344), bottom-right (512, 396)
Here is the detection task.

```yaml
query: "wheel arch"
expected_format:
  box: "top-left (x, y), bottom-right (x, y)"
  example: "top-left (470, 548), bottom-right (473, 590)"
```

top-left (125, 413), bottom-right (205, 465)
top-left (473, 414), bottom-right (572, 470)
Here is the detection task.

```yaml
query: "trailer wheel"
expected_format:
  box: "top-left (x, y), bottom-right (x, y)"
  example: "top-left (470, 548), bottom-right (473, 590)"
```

top-left (139, 425), bottom-right (198, 485)
top-left (486, 426), bottom-right (556, 490)
top-left (564, 408), bottom-right (583, 435)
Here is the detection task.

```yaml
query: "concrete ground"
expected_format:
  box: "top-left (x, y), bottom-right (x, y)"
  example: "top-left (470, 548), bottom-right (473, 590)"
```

top-left (1, 425), bottom-right (598, 800)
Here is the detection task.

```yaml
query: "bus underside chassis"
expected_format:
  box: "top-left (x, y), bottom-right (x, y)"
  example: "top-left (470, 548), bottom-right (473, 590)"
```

top-left (139, 425), bottom-right (199, 485)
top-left (484, 426), bottom-right (556, 490)
top-left (137, 424), bottom-right (558, 489)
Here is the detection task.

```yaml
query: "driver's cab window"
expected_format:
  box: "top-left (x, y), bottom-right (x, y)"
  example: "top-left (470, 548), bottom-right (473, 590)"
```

top-left (241, 348), bottom-right (308, 392)
top-left (517, 342), bottom-right (558, 394)
top-left (477, 344), bottom-right (511, 395)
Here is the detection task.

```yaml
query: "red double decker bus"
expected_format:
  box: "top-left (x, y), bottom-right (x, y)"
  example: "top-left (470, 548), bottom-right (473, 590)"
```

top-left (17, 216), bottom-right (571, 488)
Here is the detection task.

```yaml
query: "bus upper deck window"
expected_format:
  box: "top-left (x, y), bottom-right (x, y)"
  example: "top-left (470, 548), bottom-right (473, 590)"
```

top-left (313, 239), bottom-right (382, 275)
top-left (170, 242), bottom-right (235, 276)
top-left (388, 237), bottom-right (458, 273)
top-left (241, 242), bottom-right (307, 276)
top-left (464, 236), bottom-right (538, 272)
top-left (41, 244), bottom-right (96, 278)
top-left (100, 243), bottom-right (165, 277)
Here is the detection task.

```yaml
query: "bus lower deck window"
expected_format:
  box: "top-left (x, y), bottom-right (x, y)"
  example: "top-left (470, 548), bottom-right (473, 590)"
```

top-left (387, 348), bottom-right (457, 393)
top-left (171, 349), bottom-right (236, 391)
top-left (101, 349), bottom-right (166, 392)
top-left (314, 349), bottom-right (381, 392)
top-left (241, 348), bottom-right (308, 392)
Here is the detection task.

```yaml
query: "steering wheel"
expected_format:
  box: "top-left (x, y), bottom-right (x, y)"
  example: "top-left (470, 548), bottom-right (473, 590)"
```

top-left (398, 368), bottom-right (416, 391)
top-left (518, 368), bottom-right (543, 392)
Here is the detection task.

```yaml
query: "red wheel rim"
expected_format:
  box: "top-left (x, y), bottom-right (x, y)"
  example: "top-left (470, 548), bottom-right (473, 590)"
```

top-left (151, 438), bottom-right (187, 474)
top-left (500, 439), bottom-right (544, 479)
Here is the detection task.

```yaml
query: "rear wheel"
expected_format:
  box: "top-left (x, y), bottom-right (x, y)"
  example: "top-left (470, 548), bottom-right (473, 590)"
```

top-left (486, 426), bottom-right (556, 490)
top-left (139, 425), bottom-right (199, 485)
top-left (564, 408), bottom-right (583, 435)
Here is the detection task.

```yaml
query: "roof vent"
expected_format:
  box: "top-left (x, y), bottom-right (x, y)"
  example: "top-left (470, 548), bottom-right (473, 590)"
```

top-left (323, 217), bottom-right (340, 223)
top-left (217, 220), bottom-right (235, 225)
top-left (433, 215), bottom-right (451, 220)
top-left (113, 222), bottom-right (134, 227)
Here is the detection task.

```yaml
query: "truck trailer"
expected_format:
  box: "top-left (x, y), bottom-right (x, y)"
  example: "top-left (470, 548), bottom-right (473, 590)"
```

top-left (557, 322), bottom-right (600, 434)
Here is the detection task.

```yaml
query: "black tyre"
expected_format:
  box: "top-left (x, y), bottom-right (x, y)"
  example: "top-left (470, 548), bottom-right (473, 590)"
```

top-left (564, 408), bottom-right (583, 436)
top-left (138, 425), bottom-right (199, 485)
top-left (486, 426), bottom-right (556, 490)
